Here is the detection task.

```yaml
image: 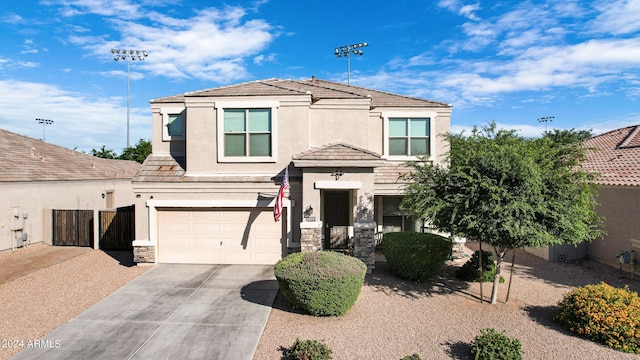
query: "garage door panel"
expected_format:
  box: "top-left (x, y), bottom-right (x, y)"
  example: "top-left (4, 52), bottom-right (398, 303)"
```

top-left (158, 208), bottom-right (283, 265)
top-left (192, 223), bottom-right (222, 233)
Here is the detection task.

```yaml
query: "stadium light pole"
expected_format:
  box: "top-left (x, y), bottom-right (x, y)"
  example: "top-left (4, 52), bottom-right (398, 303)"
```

top-left (35, 118), bottom-right (53, 141)
top-left (538, 116), bottom-right (555, 132)
top-left (334, 42), bottom-right (368, 84)
top-left (111, 49), bottom-right (148, 148)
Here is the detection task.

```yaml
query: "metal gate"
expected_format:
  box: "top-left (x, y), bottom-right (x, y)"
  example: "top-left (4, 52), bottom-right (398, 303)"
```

top-left (99, 206), bottom-right (135, 250)
top-left (52, 210), bottom-right (94, 247)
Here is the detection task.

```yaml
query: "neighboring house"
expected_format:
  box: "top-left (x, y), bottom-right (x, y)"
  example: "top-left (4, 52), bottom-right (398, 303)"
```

top-left (583, 125), bottom-right (640, 272)
top-left (132, 77), bottom-right (452, 271)
top-left (0, 129), bottom-right (141, 252)
top-left (526, 125), bottom-right (640, 273)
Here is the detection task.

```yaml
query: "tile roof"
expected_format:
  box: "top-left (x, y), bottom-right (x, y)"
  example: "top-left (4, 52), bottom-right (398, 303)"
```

top-left (374, 163), bottom-right (413, 184)
top-left (582, 125), bottom-right (640, 187)
top-left (0, 129), bottom-right (141, 182)
top-left (293, 143), bottom-right (382, 161)
top-left (152, 78), bottom-right (452, 108)
top-left (133, 155), bottom-right (280, 183)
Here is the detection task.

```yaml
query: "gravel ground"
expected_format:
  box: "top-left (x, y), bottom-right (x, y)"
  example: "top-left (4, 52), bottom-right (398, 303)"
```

top-left (254, 245), bottom-right (640, 360)
top-left (0, 247), bottom-right (148, 360)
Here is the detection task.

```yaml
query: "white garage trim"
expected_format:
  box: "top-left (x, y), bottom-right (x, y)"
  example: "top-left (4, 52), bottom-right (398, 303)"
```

top-left (146, 199), bottom-right (291, 264)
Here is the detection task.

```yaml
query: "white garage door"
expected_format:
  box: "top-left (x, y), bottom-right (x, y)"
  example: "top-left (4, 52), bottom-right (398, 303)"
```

top-left (157, 208), bottom-right (285, 265)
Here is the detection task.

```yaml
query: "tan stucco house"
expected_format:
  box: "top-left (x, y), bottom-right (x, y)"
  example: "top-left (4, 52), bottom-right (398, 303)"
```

top-left (583, 125), bottom-right (640, 273)
top-left (525, 125), bottom-right (640, 273)
top-left (0, 129), bottom-right (141, 252)
top-left (132, 78), bottom-right (452, 270)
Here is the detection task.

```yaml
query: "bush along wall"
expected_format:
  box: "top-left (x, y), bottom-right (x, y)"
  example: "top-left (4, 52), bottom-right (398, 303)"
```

top-left (456, 250), bottom-right (496, 282)
top-left (382, 232), bottom-right (451, 282)
top-left (274, 251), bottom-right (367, 316)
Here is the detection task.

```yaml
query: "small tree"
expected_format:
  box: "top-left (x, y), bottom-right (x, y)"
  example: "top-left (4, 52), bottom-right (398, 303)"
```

top-left (401, 123), bottom-right (604, 304)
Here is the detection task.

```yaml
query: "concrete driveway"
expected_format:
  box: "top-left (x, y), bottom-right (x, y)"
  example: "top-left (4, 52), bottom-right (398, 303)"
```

top-left (12, 264), bottom-right (278, 360)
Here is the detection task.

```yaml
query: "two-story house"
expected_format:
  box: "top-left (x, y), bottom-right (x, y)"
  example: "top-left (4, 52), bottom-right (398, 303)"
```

top-left (132, 77), bottom-right (452, 271)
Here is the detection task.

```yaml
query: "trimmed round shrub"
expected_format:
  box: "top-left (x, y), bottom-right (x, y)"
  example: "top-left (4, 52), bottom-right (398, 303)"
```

top-left (554, 282), bottom-right (640, 353)
top-left (274, 251), bottom-right (367, 316)
top-left (382, 232), bottom-right (451, 282)
top-left (471, 328), bottom-right (522, 360)
top-left (456, 250), bottom-right (496, 282)
top-left (284, 338), bottom-right (332, 360)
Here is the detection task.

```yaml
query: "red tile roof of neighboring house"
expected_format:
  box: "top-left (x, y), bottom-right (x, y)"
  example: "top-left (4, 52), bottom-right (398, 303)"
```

top-left (0, 129), bottom-right (141, 182)
top-left (152, 78), bottom-right (452, 109)
top-left (582, 125), bottom-right (640, 187)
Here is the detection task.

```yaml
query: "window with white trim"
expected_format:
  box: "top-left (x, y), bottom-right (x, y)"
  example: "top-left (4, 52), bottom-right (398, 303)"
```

top-left (388, 117), bottom-right (430, 156)
top-left (216, 101), bottom-right (278, 163)
top-left (161, 108), bottom-right (185, 141)
top-left (224, 108), bottom-right (272, 157)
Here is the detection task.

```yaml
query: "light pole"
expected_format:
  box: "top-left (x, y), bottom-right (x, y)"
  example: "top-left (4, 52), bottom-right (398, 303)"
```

top-left (334, 42), bottom-right (368, 84)
top-left (35, 118), bottom-right (53, 141)
top-left (111, 49), bottom-right (148, 148)
top-left (538, 116), bottom-right (555, 132)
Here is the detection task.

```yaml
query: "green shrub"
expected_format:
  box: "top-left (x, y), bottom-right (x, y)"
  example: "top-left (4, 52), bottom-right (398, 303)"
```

top-left (554, 282), bottom-right (640, 353)
top-left (456, 250), bottom-right (496, 282)
top-left (471, 328), bottom-right (522, 360)
top-left (284, 338), bottom-right (332, 360)
top-left (274, 251), bottom-right (367, 316)
top-left (400, 354), bottom-right (422, 360)
top-left (382, 232), bottom-right (451, 282)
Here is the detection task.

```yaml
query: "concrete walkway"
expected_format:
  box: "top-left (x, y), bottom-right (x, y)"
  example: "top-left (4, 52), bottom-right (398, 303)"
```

top-left (12, 264), bottom-right (278, 360)
top-left (0, 245), bottom-right (90, 285)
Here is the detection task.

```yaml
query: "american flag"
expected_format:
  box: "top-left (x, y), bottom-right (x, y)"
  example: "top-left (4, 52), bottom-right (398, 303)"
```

top-left (274, 167), bottom-right (288, 222)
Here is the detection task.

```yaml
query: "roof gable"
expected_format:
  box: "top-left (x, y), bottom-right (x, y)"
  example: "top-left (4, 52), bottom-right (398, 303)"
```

top-left (0, 129), bottom-right (141, 182)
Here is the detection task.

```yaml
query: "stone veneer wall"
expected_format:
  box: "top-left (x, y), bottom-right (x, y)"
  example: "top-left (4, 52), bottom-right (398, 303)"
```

top-left (353, 222), bottom-right (376, 273)
top-left (300, 222), bottom-right (323, 252)
top-left (133, 244), bottom-right (155, 264)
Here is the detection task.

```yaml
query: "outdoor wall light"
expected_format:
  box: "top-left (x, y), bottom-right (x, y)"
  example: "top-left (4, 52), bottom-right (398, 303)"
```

top-left (102, 193), bottom-right (105, 199)
top-left (304, 205), bottom-right (314, 217)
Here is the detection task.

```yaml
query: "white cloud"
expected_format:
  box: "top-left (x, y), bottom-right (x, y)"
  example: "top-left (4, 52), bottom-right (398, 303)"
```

top-left (0, 13), bottom-right (25, 24)
top-left (437, 0), bottom-right (481, 20)
top-left (54, 0), bottom-right (144, 20)
top-left (590, 0), bottom-right (640, 35)
top-left (253, 53), bottom-right (276, 65)
top-left (0, 79), bottom-right (145, 152)
top-left (62, 2), bottom-right (276, 83)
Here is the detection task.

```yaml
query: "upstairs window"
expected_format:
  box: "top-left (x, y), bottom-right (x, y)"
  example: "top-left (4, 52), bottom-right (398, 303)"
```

top-left (167, 114), bottom-right (183, 137)
top-left (388, 117), bottom-right (430, 156)
top-left (161, 108), bottom-right (185, 141)
top-left (216, 101), bottom-right (278, 163)
top-left (224, 108), bottom-right (272, 157)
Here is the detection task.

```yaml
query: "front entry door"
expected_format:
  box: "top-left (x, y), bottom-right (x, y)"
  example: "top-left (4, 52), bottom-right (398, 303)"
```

top-left (323, 190), bottom-right (350, 249)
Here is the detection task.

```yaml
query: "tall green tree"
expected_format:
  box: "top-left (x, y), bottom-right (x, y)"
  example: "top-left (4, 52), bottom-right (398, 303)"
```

top-left (90, 145), bottom-right (117, 159)
top-left (118, 139), bottom-right (152, 163)
top-left (543, 128), bottom-right (593, 145)
top-left (401, 123), bottom-right (604, 304)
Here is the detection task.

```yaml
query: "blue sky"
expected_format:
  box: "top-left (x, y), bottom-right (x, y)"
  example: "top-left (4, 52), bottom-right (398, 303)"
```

top-left (1, 0), bottom-right (639, 153)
